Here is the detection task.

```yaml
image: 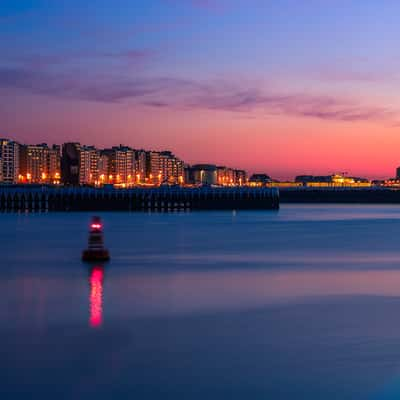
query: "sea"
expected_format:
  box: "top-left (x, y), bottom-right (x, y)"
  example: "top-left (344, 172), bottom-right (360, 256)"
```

top-left (2, 205), bottom-right (400, 399)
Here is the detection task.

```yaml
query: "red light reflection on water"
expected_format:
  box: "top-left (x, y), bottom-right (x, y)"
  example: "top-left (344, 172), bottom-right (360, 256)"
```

top-left (89, 266), bottom-right (104, 328)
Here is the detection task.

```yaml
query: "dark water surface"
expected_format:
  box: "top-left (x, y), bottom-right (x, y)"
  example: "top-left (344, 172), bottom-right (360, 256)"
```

top-left (3, 205), bottom-right (400, 399)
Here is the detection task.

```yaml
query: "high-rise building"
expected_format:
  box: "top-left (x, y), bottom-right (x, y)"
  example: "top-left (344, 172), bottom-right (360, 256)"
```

top-left (134, 150), bottom-right (147, 183)
top-left (103, 146), bottom-right (135, 185)
top-left (0, 139), bottom-right (19, 184)
top-left (98, 152), bottom-right (111, 184)
top-left (61, 143), bottom-right (81, 186)
top-left (148, 151), bottom-right (184, 184)
top-left (112, 146), bottom-right (134, 185)
top-left (162, 151), bottom-right (184, 184)
top-left (0, 157), bottom-right (3, 182)
top-left (79, 145), bottom-right (99, 185)
top-left (48, 145), bottom-right (61, 184)
top-left (148, 151), bottom-right (162, 183)
top-left (19, 144), bottom-right (50, 183)
top-left (396, 167), bottom-right (400, 180)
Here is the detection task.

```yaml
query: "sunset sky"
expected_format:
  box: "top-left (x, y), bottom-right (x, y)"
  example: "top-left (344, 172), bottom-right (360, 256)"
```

top-left (1, 0), bottom-right (400, 179)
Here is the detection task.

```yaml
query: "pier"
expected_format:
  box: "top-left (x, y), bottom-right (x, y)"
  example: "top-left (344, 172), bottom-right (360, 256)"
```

top-left (0, 186), bottom-right (279, 212)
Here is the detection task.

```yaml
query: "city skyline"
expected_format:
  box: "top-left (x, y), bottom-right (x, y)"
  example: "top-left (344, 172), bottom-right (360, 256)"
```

top-left (3, 136), bottom-right (400, 186)
top-left (2, 1), bottom-right (400, 179)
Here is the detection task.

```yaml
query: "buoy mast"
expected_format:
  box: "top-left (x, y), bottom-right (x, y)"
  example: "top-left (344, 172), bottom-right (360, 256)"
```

top-left (82, 216), bottom-right (110, 262)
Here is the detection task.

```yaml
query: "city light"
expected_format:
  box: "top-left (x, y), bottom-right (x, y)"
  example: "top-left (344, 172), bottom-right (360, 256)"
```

top-left (0, 136), bottom-right (389, 188)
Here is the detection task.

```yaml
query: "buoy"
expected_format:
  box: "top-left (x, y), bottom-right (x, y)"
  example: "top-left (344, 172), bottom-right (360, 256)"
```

top-left (82, 216), bottom-right (110, 262)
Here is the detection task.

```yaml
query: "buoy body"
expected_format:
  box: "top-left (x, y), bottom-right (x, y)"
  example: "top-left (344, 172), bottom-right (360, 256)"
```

top-left (82, 217), bottom-right (110, 262)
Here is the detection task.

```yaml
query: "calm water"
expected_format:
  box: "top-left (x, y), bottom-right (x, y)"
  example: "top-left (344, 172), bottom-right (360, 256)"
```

top-left (3, 205), bottom-right (400, 399)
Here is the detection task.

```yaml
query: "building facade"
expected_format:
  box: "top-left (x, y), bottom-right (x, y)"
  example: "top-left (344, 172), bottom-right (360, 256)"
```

top-left (0, 139), bottom-right (19, 184)
top-left (217, 166), bottom-right (235, 185)
top-left (79, 146), bottom-right (99, 185)
top-left (191, 164), bottom-right (218, 185)
top-left (19, 143), bottom-right (61, 184)
top-left (61, 143), bottom-right (81, 186)
top-left (148, 151), bottom-right (184, 184)
top-left (112, 146), bottom-right (134, 185)
top-left (100, 146), bottom-right (135, 185)
top-left (234, 170), bottom-right (247, 186)
top-left (134, 150), bottom-right (147, 183)
top-left (249, 174), bottom-right (272, 186)
top-left (98, 152), bottom-right (110, 184)
top-left (48, 145), bottom-right (61, 184)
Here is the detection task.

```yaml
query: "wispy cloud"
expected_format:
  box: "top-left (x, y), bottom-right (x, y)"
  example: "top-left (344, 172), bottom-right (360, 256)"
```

top-left (186, 88), bottom-right (396, 122)
top-left (0, 66), bottom-right (395, 123)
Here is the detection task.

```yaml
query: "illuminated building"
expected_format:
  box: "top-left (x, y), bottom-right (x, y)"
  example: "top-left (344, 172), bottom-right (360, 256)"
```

top-left (79, 145), bottom-right (99, 185)
top-left (148, 151), bottom-right (184, 184)
top-left (188, 165), bottom-right (247, 186)
top-left (148, 151), bottom-right (162, 183)
top-left (134, 150), bottom-right (147, 183)
top-left (0, 138), bottom-right (19, 183)
top-left (98, 152), bottom-right (110, 184)
top-left (217, 166), bottom-right (235, 186)
top-left (160, 151), bottom-right (184, 184)
top-left (269, 181), bottom-right (303, 188)
top-left (295, 174), bottom-right (371, 187)
top-left (19, 143), bottom-right (60, 184)
top-left (62, 143), bottom-right (99, 186)
top-left (191, 164), bottom-right (218, 185)
top-left (249, 174), bottom-right (272, 187)
top-left (103, 145), bottom-right (135, 185)
top-left (48, 145), bottom-right (61, 184)
top-left (114, 146), bottom-right (134, 185)
top-left (234, 170), bottom-right (247, 186)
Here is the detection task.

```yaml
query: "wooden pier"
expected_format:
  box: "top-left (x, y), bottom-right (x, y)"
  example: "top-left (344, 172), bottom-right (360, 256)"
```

top-left (0, 186), bottom-right (279, 212)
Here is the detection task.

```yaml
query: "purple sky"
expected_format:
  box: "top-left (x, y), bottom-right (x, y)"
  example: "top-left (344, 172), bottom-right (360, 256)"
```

top-left (1, 0), bottom-right (400, 179)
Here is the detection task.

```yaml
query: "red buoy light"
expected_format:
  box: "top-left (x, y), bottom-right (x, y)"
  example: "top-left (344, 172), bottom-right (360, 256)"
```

top-left (91, 223), bottom-right (102, 230)
top-left (82, 216), bottom-right (110, 262)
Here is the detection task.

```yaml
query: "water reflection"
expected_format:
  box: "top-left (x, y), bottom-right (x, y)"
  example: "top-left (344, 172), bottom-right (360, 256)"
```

top-left (104, 269), bottom-right (400, 317)
top-left (89, 265), bottom-right (104, 328)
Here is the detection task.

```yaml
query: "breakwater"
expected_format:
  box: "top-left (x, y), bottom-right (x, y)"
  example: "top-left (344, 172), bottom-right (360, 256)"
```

top-left (280, 187), bottom-right (400, 203)
top-left (0, 186), bottom-right (279, 212)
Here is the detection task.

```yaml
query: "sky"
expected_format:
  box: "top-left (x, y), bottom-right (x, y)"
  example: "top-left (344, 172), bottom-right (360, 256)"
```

top-left (1, 0), bottom-right (400, 179)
